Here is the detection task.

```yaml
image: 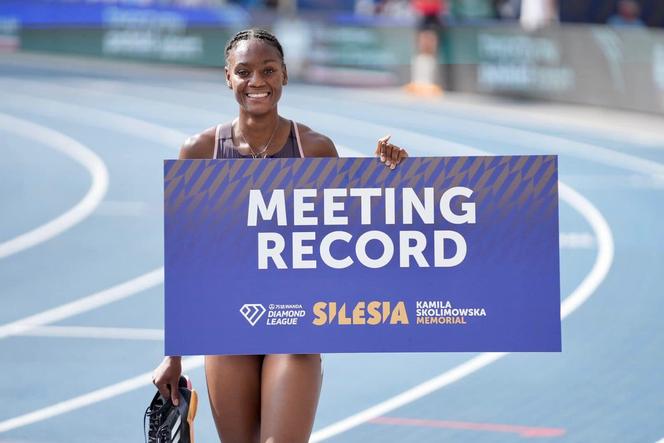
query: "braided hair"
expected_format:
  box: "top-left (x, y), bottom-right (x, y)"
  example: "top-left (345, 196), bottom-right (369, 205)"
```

top-left (224, 29), bottom-right (285, 66)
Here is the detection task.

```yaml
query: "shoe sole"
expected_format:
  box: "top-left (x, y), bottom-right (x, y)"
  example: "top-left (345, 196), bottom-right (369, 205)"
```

top-left (187, 389), bottom-right (198, 443)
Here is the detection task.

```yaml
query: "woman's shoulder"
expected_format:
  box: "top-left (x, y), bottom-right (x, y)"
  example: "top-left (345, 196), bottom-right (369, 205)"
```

top-left (179, 125), bottom-right (218, 159)
top-left (295, 122), bottom-right (338, 158)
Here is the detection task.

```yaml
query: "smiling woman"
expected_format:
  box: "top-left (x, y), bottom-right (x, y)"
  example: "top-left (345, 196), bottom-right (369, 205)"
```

top-left (151, 28), bottom-right (408, 443)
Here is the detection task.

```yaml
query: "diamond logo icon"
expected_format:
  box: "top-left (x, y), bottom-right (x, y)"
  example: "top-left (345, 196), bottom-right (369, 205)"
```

top-left (240, 304), bottom-right (266, 326)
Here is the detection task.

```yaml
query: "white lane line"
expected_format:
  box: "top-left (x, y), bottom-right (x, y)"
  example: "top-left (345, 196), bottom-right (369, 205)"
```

top-left (561, 173), bottom-right (664, 189)
top-left (441, 117), bottom-right (664, 176)
top-left (350, 88), bottom-right (664, 148)
top-left (2, 79), bottom-right (480, 157)
top-left (0, 91), bottom-right (194, 148)
top-left (0, 92), bottom-right (229, 340)
top-left (559, 232), bottom-right (595, 249)
top-left (0, 95), bottom-right (202, 433)
top-left (16, 325), bottom-right (164, 341)
top-left (0, 268), bottom-right (163, 339)
top-left (0, 356), bottom-right (204, 433)
top-left (17, 78), bottom-right (664, 174)
top-left (292, 95), bottom-right (664, 176)
top-left (103, 79), bottom-right (663, 173)
top-left (0, 113), bottom-right (109, 259)
top-left (0, 89), bottom-right (228, 339)
top-left (0, 92), bottom-right (187, 338)
top-left (281, 85), bottom-right (664, 175)
top-left (3, 80), bottom-right (368, 159)
top-left (309, 178), bottom-right (615, 442)
top-left (306, 98), bottom-right (617, 440)
top-left (558, 183), bottom-right (614, 321)
top-left (1, 79), bottom-right (495, 163)
top-left (311, 352), bottom-right (507, 442)
top-left (93, 78), bottom-right (664, 179)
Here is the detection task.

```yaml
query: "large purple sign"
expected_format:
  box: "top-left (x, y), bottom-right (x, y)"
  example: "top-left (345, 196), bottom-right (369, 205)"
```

top-left (164, 156), bottom-right (561, 355)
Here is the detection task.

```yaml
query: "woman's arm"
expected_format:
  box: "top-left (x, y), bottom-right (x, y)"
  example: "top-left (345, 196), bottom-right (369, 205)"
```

top-left (153, 127), bottom-right (216, 405)
top-left (298, 123), bottom-right (338, 158)
top-left (298, 123), bottom-right (408, 167)
top-left (179, 126), bottom-right (217, 159)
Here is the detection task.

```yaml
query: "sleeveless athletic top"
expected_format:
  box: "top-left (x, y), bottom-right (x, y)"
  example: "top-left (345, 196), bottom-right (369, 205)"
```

top-left (213, 120), bottom-right (304, 159)
top-left (213, 120), bottom-right (322, 369)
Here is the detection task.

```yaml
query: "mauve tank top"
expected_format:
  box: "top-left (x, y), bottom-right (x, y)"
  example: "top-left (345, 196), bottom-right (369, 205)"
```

top-left (213, 120), bottom-right (304, 159)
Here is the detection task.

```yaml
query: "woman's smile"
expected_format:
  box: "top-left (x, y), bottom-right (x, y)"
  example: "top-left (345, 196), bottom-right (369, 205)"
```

top-left (246, 92), bottom-right (270, 99)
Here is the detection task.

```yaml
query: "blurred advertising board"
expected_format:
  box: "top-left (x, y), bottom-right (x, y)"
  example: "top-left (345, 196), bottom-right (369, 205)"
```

top-left (0, 0), bottom-right (247, 64)
top-left (273, 16), bottom-right (414, 86)
top-left (444, 25), bottom-right (664, 114)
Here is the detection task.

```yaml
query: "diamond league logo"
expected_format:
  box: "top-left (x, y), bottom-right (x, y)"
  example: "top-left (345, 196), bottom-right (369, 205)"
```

top-left (240, 304), bottom-right (266, 326)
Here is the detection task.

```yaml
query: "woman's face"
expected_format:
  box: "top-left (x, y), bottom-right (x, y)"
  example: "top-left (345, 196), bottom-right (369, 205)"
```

top-left (225, 39), bottom-right (288, 116)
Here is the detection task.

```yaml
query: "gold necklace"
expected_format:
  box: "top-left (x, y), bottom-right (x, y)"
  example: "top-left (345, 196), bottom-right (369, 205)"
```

top-left (237, 117), bottom-right (280, 159)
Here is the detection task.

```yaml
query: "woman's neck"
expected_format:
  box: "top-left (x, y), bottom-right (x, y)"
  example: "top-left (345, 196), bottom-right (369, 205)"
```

top-left (237, 110), bottom-right (280, 136)
top-left (235, 110), bottom-right (282, 156)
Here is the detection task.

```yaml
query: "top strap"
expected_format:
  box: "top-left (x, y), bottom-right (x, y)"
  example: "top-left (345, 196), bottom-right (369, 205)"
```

top-left (293, 121), bottom-right (305, 158)
top-left (213, 124), bottom-right (222, 159)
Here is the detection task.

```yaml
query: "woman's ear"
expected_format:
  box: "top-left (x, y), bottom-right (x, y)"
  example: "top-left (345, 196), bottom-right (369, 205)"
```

top-left (224, 67), bottom-right (232, 89)
top-left (282, 64), bottom-right (288, 86)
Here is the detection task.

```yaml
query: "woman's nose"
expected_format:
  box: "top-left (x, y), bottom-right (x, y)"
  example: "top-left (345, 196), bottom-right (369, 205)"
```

top-left (248, 71), bottom-right (266, 86)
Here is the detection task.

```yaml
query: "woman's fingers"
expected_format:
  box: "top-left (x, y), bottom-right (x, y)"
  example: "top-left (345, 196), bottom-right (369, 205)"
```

top-left (152, 358), bottom-right (181, 405)
top-left (398, 147), bottom-right (408, 162)
top-left (390, 146), bottom-right (401, 168)
top-left (376, 135), bottom-right (391, 160)
top-left (376, 135), bottom-right (408, 170)
top-left (154, 378), bottom-right (171, 403)
top-left (385, 145), bottom-right (405, 169)
top-left (154, 377), bottom-right (180, 405)
top-left (377, 134), bottom-right (391, 146)
top-left (169, 378), bottom-right (180, 406)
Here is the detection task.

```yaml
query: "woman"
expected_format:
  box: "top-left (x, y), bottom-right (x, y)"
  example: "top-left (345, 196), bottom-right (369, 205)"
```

top-left (153, 28), bottom-right (407, 443)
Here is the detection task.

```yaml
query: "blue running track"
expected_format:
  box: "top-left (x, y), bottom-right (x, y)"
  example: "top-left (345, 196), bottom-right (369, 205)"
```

top-left (1, 53), bottom-right (663, 443)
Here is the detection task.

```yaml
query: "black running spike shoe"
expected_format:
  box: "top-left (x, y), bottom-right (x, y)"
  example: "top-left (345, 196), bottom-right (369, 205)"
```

top-left (144, 375), bottom-right (198, 443)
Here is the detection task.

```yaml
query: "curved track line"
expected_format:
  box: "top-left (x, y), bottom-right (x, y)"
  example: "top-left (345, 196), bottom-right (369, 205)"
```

top-left (0, 92), bottom-right (211, 339)
top-left (17, 325), bottom-right (164, 341)
top-left (308, 169), bottom-right (615, 443)
top-left (0, 92), bottom-right (204, 148)
top-left (0, 268), bottom-right (163, 339)
top-left (0, 356), bottom-right (204, 433)
top-left (412, 111), bottom-right (664, 176)
top-left (81, 79), bottom-right (664, 173)
top-left (280, 87), bottom-right (664, 171)
top-left (4, 82), bottom-right (367, 159)
top-left (0, 113), bottom-right (109, 259)
top-left (339, 88), bottom-right (664, 148)
top-left (15, 78), bottom-right (662, 177)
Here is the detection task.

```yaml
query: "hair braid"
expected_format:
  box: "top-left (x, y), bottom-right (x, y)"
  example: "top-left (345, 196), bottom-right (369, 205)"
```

top-left (224, 29), bottom-right (285, 65)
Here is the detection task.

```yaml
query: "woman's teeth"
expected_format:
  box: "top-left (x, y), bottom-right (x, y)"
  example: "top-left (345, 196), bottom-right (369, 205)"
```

top-left (247, 93), bottom-right (269, 98)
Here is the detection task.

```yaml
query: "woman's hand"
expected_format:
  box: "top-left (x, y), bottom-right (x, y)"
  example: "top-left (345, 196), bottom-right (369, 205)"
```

top-left (152, 356), bottom-right (182, 406)
top-left (376, 135), bottom-right (408, 170)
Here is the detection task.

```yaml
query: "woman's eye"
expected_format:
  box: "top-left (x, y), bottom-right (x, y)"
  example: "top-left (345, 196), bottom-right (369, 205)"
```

top-left (236, 70), bottom-right (249, 77)
top-left (264, 68), bottom-right (275, 75)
